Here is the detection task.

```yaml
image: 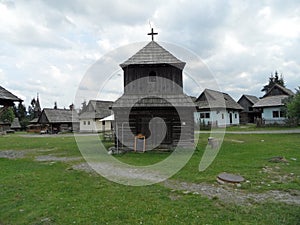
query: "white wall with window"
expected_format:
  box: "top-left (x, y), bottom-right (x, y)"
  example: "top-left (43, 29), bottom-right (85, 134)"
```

top-left (194, 109), bottom-right (240, 127)
top-left (262, 107), bottom-right (286, 124)
top-left (79, 119), bottom-right (112, 132)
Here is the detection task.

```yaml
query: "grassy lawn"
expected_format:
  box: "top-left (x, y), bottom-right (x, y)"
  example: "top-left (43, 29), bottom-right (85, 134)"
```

top-left (0, 132), bottom-right (300, 224)
top-left (224, 124), bottom-right (300, 131)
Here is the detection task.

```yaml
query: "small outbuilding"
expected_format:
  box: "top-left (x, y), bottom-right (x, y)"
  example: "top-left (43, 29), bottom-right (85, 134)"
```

top-left (38, 108), bottom-right (79, 133)
top-left (237, 94), bottom-right (260, 124)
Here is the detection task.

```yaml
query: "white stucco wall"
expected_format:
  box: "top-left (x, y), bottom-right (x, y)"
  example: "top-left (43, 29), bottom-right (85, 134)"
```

top-left (262, 107), bottom-right (286, 124)
top-left (194, 110), bottom-right (240, 127)
top-left (79, 119), bottom-right (112, 132)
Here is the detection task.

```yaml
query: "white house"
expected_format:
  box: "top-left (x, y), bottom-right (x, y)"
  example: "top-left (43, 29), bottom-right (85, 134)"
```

top-left (194, 89), bottom-right (243, 127)
top-left (79, 100), bottom-right (113, 132)
top-left (253, 84), bottom-right (294, 125)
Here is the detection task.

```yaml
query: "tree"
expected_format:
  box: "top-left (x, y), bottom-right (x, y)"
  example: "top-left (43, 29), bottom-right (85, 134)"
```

top-left (261, 71), bottom-right (285, 94)
top-left (0, 107), bottom-right (15, 123)
top-left (13, 102), bottom-right (28, 130)
top-left (79, 100), bottom-right (87, 114)
top-left (54, 101), bottom-right (58, 109)
top-left (285, 87), bottom-right (300, 125)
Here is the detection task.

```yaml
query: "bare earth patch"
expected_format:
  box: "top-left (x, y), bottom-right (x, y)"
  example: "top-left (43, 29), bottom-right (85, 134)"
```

top-left (163, 180), bottom-right (300, 205)
top-left (72, 162), bottom-right (300, 205)
top-left (35, 155), bottom-right (82, 162)
top-left (0, 150), bottom-right (26, 159)
top-left (2, 150), bottom-right (299, 206)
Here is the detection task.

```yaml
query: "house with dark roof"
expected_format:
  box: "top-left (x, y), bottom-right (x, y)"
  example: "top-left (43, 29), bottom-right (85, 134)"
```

top-left (113, 39), bottom-right (195, 150)
top-left (253, 84), bottom-right (294, 124)
top-left (238, 94), bottom-right (260, 124)
top-left (0, 85), bottom-right (22, 107)
top-left (38, 108), bottom-right (79, 133)
top-left (0, 85), bottom-right (22, 132)
top-left (195, 89), bottom-right (243, 127)
top-left (10, 118), bottom-right (21, 131)
top-left (79, 100), bottom-right (113, 132)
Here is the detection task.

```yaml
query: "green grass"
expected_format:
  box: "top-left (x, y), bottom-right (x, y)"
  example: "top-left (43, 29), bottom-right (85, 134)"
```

top-left (0, 132), bottom-right (300, 224)
top-left (224, 124), bottom-right (300, 131)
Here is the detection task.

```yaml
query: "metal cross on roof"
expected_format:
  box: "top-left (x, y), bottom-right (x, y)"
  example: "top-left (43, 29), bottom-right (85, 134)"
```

top-left (147, 28), bottom-right (158, 41)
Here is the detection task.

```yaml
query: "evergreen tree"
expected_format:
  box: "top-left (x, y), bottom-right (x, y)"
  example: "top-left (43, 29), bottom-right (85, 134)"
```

top-left (261, 71), bottom-right (286, 94)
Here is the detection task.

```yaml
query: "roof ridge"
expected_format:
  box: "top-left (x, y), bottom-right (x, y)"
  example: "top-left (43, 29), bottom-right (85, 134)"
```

top-left (120, 41), bottom-right (185, 68)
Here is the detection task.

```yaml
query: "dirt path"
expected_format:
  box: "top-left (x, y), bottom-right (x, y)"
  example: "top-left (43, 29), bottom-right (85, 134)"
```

top-left (71, 161), bottom-right (300, 205)
top-left (163, 180), bottom-right (300, 205)
top-left (1, 150), bottom-right (299, 206)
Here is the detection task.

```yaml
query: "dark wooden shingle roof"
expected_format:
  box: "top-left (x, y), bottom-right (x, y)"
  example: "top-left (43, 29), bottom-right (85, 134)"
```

top-left (79, 100), bottom-right (113, 119)
top-left (120, 41), bottom-right (186, 69)
top-left (253, 95), bottom-right (288, 108)
top-left (0, 85), bottom-right (22, 106)
top-left (243, 95), bottom-right (259, 104)
top-left (113, 94), bottom-right (195, 108)
top-left (40, 108), bottom-right (79, 123)
top-left (10, 118), bottom-right (21, 129)
top-left (263, 84), bottom-right (294, 97)
top-left (196, 89), bottom-right (243, 110)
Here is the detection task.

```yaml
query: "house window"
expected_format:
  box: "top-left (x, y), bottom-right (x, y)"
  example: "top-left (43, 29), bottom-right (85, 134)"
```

top-left (222, 114), bottom-right (224, 119)
top-left (272, 111), bottom-right (279, 118)
top-left (83, 121), bottom-right (86, 125)
top-left (149, 71), bottom-right (156, 82)
top-left (102, 121), bottom-right (105, 126)
top-left (235, 113), bottom-right (237, 119)
top-left (88, 121), bottom-right (90, 125)
top-left (200, 112), bottom-right (210, 118)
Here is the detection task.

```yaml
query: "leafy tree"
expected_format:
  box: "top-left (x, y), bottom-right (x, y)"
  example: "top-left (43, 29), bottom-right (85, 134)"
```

top-left (262, 71), bottom-right (285, 94)
top-left (0, 107), bottom-right (15, 123)
top-left (285, 87), bottom-right (300, 125)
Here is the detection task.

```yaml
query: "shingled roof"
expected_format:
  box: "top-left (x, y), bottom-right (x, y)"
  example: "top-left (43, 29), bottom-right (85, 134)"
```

top-left (196, 89), bottom-right (243, 110)
top-left (242, 95), bottom-right (259, 104)
top-left (0, 85), bottom-right (22, 106)
top-left (263, 83), bottom-right (294, 97)
top-left (10, 118), bottom-right (21, 129)
top-left (120, 41), bottom-right (186, 69)
top-left (79, 100), bottom-right (113, 119)
top-left (113, 94), bottom-right (195, 108)
top-left (39, 108), bottom-right (79, 123)
top-left (253, 95), bottom-right (289, 108)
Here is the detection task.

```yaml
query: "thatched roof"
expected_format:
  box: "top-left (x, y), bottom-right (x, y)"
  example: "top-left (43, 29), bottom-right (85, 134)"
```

top-left (79, 100), bottom-right (113, 119)
top-left (253, 95), bottom-right (289, 108)
top-left (0, 86), bottom-right (22, 106)
top-left (120, 41), bottom-right (185, 69)
top-left (196, 89), bottom-right (243, 110)
top-left (39, 108), bottom-right (79, 123)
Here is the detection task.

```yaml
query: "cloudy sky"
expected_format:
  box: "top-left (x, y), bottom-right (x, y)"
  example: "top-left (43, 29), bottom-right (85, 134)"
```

top-left (1, 0), bottom-right (300, 109)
